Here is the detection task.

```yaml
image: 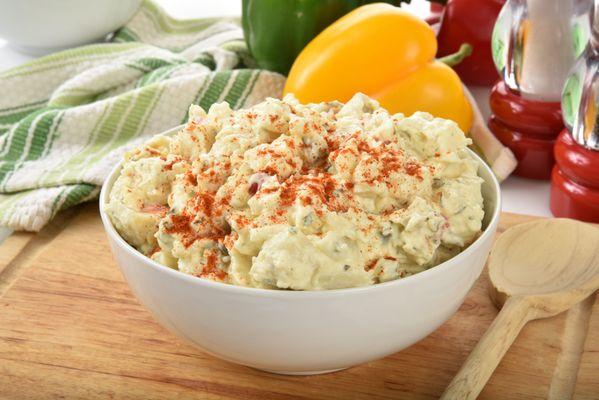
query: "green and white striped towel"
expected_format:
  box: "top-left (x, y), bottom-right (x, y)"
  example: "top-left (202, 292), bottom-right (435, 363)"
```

top-left (0, 0), bottom-right (285, 231)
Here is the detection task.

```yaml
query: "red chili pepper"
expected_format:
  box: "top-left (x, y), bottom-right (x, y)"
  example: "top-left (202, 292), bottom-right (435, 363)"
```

top-left (435, 0), bottom-right (505, 86)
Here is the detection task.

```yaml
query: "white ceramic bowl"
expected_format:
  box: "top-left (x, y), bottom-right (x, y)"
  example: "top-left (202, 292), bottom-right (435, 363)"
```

top-left (0, 0), bottom-right (141, 55)
top-left (100, 148), bottom-right (501, 375)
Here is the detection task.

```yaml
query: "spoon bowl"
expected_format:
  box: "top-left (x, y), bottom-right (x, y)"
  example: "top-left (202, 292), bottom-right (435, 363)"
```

top-left (489, 218), bottom-right (599, 316)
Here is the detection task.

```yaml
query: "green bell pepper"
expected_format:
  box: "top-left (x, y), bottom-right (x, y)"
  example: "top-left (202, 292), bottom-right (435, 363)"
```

top-left (242, 0), bottom-right (407, 75)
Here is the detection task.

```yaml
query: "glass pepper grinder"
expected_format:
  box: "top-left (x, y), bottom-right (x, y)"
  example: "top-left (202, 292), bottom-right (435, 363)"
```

top-left (551, 0), bottom-right (599, 222)
top-left (489, 0), bottom-right (590, 179)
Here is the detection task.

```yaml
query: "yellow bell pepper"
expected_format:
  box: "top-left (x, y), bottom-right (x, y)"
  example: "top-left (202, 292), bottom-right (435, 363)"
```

top-left (283, 3), bottom-right (473, 133)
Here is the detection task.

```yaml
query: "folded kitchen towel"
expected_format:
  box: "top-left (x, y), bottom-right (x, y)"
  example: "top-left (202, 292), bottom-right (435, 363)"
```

top-left (0, 0), bottom-right (285, 231)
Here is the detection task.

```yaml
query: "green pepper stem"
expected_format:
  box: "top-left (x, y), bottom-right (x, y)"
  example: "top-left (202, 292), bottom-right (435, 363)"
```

top-left (438, 43), bottom-right (473, 67)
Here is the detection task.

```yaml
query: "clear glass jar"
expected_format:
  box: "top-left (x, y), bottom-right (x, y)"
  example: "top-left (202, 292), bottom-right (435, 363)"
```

top-left (492, 0), bottom-right (591, 101)
top-left (562, 1), bottom-right (599, 150)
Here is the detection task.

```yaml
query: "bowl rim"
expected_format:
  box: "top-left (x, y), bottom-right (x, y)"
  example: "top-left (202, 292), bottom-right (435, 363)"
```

top-left (100, 133), bottom-right (501, 299)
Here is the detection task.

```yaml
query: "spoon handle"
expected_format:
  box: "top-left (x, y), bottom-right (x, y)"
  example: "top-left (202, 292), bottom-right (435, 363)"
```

top-left (441, 296), bottom-right (534, 400)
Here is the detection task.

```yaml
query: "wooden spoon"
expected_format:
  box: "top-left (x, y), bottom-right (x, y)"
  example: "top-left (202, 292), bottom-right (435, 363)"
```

top-left (441, 218), bottom-right (599, 400)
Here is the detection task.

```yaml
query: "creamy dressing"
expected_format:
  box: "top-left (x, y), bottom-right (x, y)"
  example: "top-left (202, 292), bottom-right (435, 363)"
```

top-left (107, 93), bottom-right (484, 290)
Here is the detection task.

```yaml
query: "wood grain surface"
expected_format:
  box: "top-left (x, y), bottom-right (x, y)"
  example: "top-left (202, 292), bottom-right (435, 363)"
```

top-left (0, 204), bottom-right (597, 400)
top-left (443, 219), bottom-right (599, 400)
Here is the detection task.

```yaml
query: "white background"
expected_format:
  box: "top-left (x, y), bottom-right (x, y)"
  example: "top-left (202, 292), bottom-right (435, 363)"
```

top-left (0, 0), bottom-right (552, 242)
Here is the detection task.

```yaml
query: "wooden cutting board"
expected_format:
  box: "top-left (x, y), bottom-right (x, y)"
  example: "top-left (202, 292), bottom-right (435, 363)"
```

top-left (0, 204), bottom-right (597, 400)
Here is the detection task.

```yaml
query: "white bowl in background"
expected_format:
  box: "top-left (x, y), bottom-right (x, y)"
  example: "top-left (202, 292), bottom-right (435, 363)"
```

top-left (100, 146), bottom-right (501, 375)
top-left (0, 0), bottom-right (141, 55)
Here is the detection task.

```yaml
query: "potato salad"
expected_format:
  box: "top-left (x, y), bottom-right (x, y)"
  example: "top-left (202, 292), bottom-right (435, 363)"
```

top-left (106, 93), bottom-right (484, 290)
